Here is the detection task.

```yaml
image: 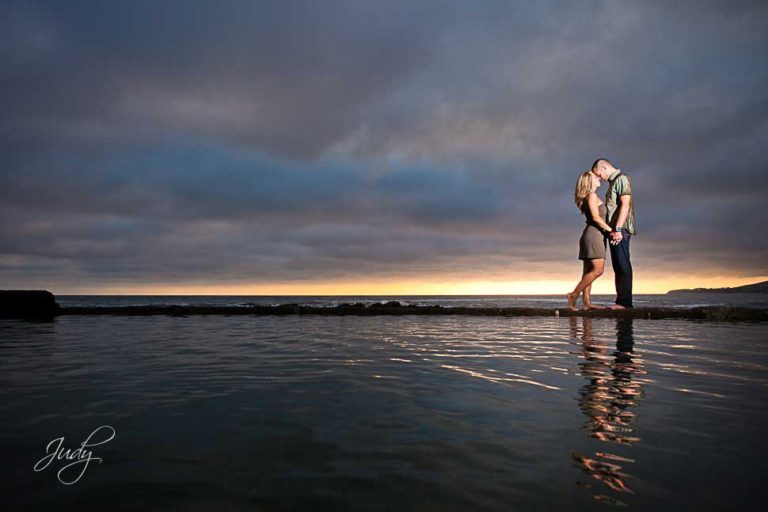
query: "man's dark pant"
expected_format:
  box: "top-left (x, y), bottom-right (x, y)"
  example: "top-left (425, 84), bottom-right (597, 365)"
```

top-left (609, 231), bottom-right (633, 308)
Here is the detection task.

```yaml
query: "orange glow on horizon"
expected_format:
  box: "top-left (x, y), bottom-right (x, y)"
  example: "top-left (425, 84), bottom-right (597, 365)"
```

top-left (53, 275), bottom-right (768, 296)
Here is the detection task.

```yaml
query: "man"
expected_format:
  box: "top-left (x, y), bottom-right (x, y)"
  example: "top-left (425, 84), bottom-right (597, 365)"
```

top-left (591, 158), bottom-right (636, 309)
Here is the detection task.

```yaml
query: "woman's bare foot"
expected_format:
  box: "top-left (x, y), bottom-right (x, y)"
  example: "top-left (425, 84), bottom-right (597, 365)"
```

top-left (566, 293), bottom-right (578, 311)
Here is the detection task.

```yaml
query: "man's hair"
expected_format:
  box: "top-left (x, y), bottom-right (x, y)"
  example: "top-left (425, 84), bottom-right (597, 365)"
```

top-left (591, 158), bottom-right (612, 172)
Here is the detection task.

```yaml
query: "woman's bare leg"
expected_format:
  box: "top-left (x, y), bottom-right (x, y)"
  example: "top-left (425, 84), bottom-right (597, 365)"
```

top-left (566, 291), bottom-right (579, 311)
top-left (568, 259), bottom-right (605, 310)
top-left (583, 284), bottom-right (605, 310)
top-left (567, 262), bottom-right (590, 310)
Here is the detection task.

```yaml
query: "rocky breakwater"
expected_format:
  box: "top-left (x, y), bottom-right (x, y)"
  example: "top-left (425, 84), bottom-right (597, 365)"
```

top-left (59, 300), bottom-right (768, 321)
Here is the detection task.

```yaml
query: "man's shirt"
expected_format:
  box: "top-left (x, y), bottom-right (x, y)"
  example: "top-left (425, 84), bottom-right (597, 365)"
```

top-left (605, 169), bottom-right (636, 234)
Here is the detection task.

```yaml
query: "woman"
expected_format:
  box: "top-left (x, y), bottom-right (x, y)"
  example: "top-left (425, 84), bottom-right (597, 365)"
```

top-left (567, 171), bottom-right (614, 311)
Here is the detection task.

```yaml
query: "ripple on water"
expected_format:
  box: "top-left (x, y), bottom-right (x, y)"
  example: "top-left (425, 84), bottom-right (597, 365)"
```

top-left (0, 315), bottom-right (766, 511)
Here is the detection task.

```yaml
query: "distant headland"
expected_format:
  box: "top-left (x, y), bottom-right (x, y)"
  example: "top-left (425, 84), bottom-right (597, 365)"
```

top-left (667, 280), bottom-right (768, 294)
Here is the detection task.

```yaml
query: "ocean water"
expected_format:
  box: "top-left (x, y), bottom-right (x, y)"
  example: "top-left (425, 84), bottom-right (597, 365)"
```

top-left (1, 314), bottom-right (766, 511)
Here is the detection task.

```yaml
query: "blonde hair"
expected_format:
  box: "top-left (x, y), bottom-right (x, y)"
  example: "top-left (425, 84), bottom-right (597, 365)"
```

top-left (574, 171), bottom-right (594, 212)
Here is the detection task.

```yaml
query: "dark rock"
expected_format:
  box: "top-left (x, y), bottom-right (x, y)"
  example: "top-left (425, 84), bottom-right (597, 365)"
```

top-left (338, 302), bottom-right (367, 309)
top-left (267, 303), bottom-right (299, 315)
top-left (56, 303), bottom-right (768, 322)
top-left (0, 290), bottom-right (60, 318)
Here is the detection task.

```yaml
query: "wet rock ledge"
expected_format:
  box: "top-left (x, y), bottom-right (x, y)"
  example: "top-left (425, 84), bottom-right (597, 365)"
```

top-left (60, 300), bottom-right (768, 321)
top-left (2, 292), bottom-right (766, 321)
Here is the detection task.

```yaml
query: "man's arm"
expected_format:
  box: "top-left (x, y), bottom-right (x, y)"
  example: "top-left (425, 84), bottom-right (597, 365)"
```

top-left (609, 175), bottom-right (632, 243)
top-left (611, 194), bottom-right (632, 245)
top-left (615, 194), bottom-right (631, 231)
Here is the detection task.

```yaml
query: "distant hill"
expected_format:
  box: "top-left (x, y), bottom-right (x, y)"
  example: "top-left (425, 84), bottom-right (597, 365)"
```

top-left (667, 280), bottom-right (768, 294)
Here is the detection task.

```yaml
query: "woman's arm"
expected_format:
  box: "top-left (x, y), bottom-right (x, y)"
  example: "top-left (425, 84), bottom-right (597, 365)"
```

top-left (587, 193), bottom-right (613, 233)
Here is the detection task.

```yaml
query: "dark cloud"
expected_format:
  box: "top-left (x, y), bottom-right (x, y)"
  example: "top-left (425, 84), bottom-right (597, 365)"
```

top-left (1, 0), bottom-right (766, 290)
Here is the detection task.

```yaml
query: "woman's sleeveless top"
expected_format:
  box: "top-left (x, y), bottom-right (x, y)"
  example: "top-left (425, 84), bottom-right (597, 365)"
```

top-left (582, 201), bottom-right (607, 230)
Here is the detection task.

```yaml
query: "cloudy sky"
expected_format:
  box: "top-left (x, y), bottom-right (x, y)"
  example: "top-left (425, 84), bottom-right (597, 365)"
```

top-left (1, 0), bottom-right (766, 295)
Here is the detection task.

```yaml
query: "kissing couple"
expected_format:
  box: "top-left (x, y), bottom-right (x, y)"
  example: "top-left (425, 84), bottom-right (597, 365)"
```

top-left (567, 158), bottom-right (636, 311)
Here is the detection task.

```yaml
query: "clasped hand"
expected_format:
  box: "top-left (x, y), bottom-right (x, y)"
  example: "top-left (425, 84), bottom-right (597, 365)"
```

top-left (608, 231), bottom-right (622, 246)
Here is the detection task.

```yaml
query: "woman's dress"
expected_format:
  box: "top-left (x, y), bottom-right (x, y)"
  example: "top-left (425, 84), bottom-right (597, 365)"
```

top-left (579, 202), bottom-right (607, 260)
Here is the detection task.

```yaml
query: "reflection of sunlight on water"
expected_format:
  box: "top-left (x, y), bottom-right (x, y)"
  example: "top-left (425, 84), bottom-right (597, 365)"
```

top-left (439, 363), bottom-right (562, 390)
top-left (381, 317), bottom-right (572, 392)
top-left (673, 388), bottom-right (726, 398)
top-left (570, 317), bottom-right (645, 507)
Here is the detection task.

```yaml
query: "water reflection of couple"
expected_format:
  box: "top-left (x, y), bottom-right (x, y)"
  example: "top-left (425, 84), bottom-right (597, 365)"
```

top-left (567, 159), bottom-right (636, 311)
top-left (570, 317), bottom-right (646, 505)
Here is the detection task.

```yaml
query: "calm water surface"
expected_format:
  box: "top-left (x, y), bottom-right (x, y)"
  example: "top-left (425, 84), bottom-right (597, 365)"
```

top-left (1, 315), bottom-right (766, 511)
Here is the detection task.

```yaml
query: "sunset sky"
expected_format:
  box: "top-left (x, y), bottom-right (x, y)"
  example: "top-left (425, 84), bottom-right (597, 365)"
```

top-left (1, 0), bottom-right (766, 295)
